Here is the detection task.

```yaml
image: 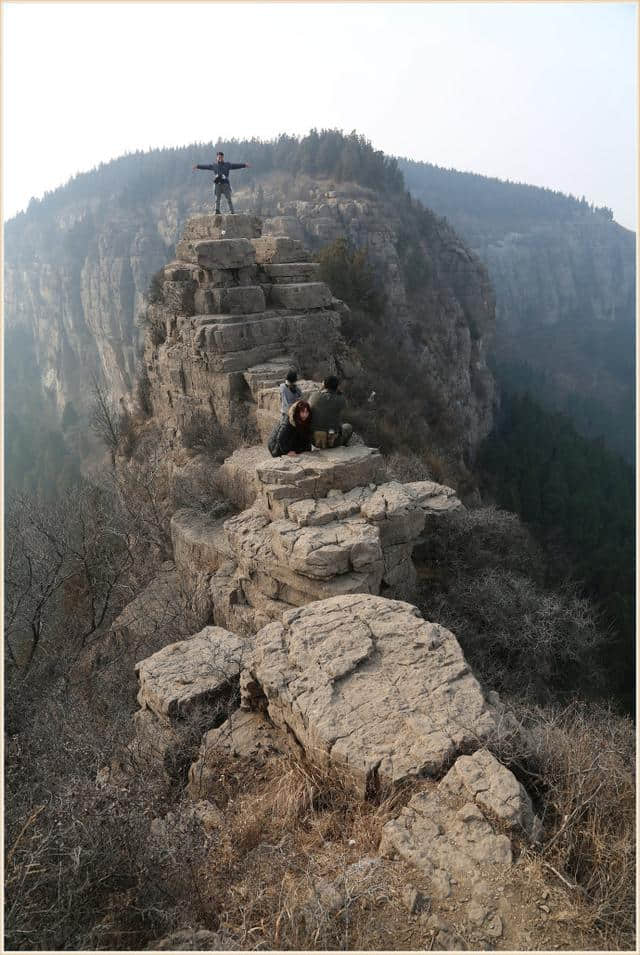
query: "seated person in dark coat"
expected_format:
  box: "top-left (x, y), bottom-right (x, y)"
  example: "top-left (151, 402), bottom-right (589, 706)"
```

top-left (274, 399), bottom-right (313, 457)
top-left (308, 375), bottom-right (353, 448)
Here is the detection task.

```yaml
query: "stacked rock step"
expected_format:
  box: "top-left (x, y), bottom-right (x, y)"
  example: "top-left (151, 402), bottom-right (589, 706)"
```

top-left (143, 211), bottom-right (342, 449)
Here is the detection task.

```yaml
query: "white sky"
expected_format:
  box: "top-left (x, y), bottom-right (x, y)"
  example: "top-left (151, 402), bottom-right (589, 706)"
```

top-left (2, 1), bottom-right (637, 229)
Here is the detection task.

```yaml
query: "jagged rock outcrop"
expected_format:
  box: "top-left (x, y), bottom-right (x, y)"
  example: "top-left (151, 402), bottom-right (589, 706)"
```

top-left (170, 444), bottom-right (462, 633)
top-left (5, 170), bottom-right (496, 465)
top-left (110, 206), bottom-right (543, 951)
top-left (240, 595), bottom-right (496, 795)
top-left (141, 213), bottom-right (342, 444)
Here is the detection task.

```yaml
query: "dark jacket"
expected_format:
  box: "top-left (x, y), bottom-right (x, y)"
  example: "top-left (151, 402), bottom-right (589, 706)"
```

top-left (275, 401), bottom-right (312, 456)
top-left (196, 161), bottom-right (247, 184)
top-left (308, 388), bottom-right (346, 432)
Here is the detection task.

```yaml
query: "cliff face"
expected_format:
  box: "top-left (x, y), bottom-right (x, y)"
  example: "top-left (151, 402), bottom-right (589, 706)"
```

top-left (4, 170), bottom-right (495, 464)
top-left (4, 207), bottom-right (171, 415)
top-left (399, 158), bottom-right (636, 459)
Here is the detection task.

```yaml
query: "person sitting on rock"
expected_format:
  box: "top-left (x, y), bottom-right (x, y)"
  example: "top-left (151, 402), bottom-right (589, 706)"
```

top-left (271, 399), bottom-right (313, 457)
top-left (279, 369), bottom-right (303, 420)
top-left (192, 151), bottom-right (250, 214)
top-left (308, 375), bottom-right (353, 449)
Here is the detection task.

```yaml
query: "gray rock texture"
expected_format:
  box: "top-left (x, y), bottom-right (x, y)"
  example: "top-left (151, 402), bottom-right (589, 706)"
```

top-left (135, 625), bottom-right (249, 721)
top-left (440, 747), bottom-right (542, 841)
top-left (241, 594), bottom-right (496, 795)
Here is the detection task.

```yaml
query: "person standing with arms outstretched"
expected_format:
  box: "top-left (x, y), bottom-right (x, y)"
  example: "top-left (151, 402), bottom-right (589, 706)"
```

top-left (192, 151), bottom-right (250, 214)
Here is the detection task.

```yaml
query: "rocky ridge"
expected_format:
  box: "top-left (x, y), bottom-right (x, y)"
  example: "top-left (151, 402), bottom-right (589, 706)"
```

top-left (105, 213), bottom-right (553, 949)
top-left (5, 173), bottom-right (496, 466)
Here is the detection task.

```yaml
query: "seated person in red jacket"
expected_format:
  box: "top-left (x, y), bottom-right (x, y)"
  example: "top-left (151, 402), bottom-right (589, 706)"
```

top-left (274, 400), bottom-right (313, 457)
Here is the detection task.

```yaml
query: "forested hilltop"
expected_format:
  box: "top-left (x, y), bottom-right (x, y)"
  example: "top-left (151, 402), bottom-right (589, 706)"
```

top-left (398, 156), bottom-right (636, 462)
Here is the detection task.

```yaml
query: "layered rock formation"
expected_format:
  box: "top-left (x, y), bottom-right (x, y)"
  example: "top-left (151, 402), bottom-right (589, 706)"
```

top-left (106, 210), bottom-right (546, 948)
top-left (4, 167), bottom-right (496, 466)
top-left (141, 213), bottom-right (340, 443)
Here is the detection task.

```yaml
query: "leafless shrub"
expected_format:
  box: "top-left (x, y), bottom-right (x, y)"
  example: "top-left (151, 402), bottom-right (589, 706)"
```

top-left (4, 483), bottom-right (134, 676)
top-left (112, 431), bottom-right (174, 560)
top-left (181, 410), bottom-right (227, 455)
top-left (420, 567), bottom-right (605, 700)
top-left (417, 504), bottom-right (546, 580)
top-left (89, 371), bottom-right (121, 451)
top-left (486, 698), bottom-right (635, 950)
top-left (136, 364), bottom-right (153, 418)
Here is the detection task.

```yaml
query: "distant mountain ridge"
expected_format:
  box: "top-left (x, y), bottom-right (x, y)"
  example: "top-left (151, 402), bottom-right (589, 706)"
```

top-left (397, 156), bottom-right (635, 461)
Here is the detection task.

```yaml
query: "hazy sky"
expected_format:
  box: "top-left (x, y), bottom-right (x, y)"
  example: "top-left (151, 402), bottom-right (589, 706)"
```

top-left (2, 1), bottom-right (637, 229)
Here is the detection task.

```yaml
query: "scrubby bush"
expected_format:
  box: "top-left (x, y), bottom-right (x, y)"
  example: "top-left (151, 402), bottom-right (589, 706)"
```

top-left (136, 364), bottom-right (153, 417)
top-left (415, 506), bottom-right (606, 700)
top-left (488, 699), bottom-right (635, 950)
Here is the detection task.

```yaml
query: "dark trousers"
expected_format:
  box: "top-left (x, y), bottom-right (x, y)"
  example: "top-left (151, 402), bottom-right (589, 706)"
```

top-left (214, 182), bottom-right (234, 213)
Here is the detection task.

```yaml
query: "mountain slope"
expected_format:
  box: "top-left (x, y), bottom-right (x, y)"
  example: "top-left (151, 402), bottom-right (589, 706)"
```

top-left (398, 157), bottom-right (636, 461)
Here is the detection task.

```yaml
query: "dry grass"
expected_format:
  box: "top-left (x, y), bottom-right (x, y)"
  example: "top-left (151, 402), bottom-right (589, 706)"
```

top-left (489, 698), bottom-right (636, 950)
top-left (185, 753), bottom-right (425, 950)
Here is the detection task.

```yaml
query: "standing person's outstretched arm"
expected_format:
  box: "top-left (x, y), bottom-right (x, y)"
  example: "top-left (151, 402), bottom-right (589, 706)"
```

top-left (192, 164), bottom-right (216, 171)
top-left (229, 163), bottom-right (250, 170)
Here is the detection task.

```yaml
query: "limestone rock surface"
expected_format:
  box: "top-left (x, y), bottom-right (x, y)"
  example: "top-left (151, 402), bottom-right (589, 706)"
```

top-left (241, 594), bottom-right (495, 794)
top-left (441, 748), bottom-right (542, 841)
top-left (135, 626), bottom-right (249, 721)
top-left (217, 444), bottom-right (387, 513)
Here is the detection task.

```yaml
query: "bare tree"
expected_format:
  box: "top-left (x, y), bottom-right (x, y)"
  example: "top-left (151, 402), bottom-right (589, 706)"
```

top-left (89, 370), bottom-right (121, 450)
top-left (4, 483), bottom-right (134, 675)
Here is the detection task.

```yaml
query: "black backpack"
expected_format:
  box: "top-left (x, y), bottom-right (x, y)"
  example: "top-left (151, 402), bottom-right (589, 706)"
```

top-left (267, 419), bottom-right (285, 457)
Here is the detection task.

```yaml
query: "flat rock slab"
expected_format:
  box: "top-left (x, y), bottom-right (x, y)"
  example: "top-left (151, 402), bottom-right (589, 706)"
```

top-left (252, 235), bottom-right (309, 264)
top-left (183, 213), bottom-right (262, 241)
top-left (170, 508), bottom-right (231, 578)
top-left (135, 626), bottom-right (249, 722)
top-left (263, 262), bottom-right (320, 284)
top-left (242, 594), bottom-right (496, 795)
top-left (268, 282), bottom-right (333, 310)
top-left (257, 445), bottom-right (387, 515)
top-left (194, 285), bottom-right (266, 315)
top-left (243, 357), bottom-right (297, 393)
top-left (195, 238), bottom-right (256, 270)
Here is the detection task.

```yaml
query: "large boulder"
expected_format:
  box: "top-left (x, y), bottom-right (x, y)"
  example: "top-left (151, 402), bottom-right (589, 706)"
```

top-left (241, 594), bottom-right (496, 795)
top-left (440, 748), bottom-right (542, 841)
top-left (135, 626), bottom-right (250, 721)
